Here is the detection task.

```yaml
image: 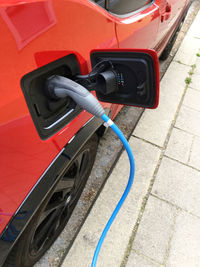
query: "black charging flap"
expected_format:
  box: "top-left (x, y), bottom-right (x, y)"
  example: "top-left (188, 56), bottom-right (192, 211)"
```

top-left (90, 50), bottom-right (159, 109)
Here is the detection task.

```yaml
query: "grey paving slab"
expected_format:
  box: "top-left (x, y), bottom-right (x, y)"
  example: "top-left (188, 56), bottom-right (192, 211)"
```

top-left (165, 127), bottom-right (193, 164)
top-left (190, 73), bottom-right (200, 91)
top-left (134, 62), bottom-right (190, 147)
top-left (175, 105), bottom-right (200, 136)
top-left (194, 57), bottom-right (200, 75)
top-left (174, 35), bottom-right (200, 66)
top-left (152, 157), bottom-right (200, 216)
top-left (183, 87), bottom-right (200, 111)
top-left (132, 196), bottom-right (177, 264)
top-left (126, 251), bottom-right (161, 267)
top-left (189, 135), bottom-right (200, 170)
top-left (166, 211), bottom-right (200, 267)
top-left (187, 9), bottom-right (200, 39)
top-left (62, 138), bottom-right (161, 267)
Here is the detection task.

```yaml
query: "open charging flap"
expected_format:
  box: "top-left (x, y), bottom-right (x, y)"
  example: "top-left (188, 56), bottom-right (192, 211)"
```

top-left (21, 49), bottom-right (159, 140)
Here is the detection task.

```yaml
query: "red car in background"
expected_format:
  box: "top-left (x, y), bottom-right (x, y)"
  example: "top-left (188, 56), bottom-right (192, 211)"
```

top-left (0, 0), bottom-right (190, 266)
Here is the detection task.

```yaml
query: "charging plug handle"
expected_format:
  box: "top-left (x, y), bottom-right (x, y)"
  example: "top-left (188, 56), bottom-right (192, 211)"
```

top-left (75, 60), bottom-right (119, 95)
top-left (46, 75), bottom-right (105, 118)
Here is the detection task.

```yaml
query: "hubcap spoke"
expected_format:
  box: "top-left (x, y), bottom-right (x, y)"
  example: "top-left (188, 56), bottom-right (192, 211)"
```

top-left (37, 199), bottom-right (65, 227)
top-left (33, 209), bottom-right (60, 252)
top-left (54, 179), bottom-right (75, 193)
top-left (74, 150), bottom-right (89, 188)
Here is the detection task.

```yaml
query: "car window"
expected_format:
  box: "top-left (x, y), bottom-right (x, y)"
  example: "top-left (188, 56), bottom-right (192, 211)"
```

top-left (109, 0), bottom-right (153, 15)
top-left (93, 0), bottom-right (106, 8)
top-left (93, 0), bottom-right (153, 15)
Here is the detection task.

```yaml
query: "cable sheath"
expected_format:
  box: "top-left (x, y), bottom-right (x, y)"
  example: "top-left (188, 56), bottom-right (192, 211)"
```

top-left (91, 113), bottom-right (135, 266)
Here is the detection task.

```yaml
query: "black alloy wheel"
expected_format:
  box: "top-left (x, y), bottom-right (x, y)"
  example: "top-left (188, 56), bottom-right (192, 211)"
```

top-left (4, 134), bottom-right (99, 267)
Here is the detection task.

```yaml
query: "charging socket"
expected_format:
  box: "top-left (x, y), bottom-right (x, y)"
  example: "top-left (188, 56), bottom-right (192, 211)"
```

top-left (21, 54), bottom-right (82, 140)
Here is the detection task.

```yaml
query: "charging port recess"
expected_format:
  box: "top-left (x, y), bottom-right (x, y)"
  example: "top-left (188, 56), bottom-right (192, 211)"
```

top-left (21, 54), bottom-right (82, 140)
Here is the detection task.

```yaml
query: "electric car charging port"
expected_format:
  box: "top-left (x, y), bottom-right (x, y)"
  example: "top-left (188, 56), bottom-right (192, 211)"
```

top-left (21, 50), bottom-right (159, 140)
top-left (21, 54), bottom-right (82, 140)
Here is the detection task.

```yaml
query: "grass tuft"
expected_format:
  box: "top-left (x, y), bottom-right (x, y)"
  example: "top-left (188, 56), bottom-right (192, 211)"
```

top-left (189, 70), bottom-right (194, 75)
top-left (185, 77), bottom-right (192, 84)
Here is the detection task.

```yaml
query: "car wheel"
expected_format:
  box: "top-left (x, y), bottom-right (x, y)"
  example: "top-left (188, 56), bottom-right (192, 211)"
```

top-left (4, 134), bottom-right (99, 267)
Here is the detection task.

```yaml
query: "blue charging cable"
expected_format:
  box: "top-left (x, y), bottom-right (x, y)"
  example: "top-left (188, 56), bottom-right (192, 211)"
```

top-left (91, 114), bottom-right (135, 266)
top-left (46, 75), bottom-right (136, 267)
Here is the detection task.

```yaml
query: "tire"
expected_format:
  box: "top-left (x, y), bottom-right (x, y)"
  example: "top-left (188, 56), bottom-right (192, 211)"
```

top-left (4, 134), bottom-right (99, 267)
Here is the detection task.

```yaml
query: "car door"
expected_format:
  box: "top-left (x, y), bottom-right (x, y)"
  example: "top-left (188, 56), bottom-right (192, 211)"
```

top-left (154, 0), bottom-right (187, 52)
top-left (104, 0), bottom-right (160, 51)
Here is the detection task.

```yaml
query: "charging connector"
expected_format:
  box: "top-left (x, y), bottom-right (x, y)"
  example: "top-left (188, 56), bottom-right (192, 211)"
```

top-left (46, 75), bottom-right (105, 117)
top-left (75, 60), bottom-right (119, 95)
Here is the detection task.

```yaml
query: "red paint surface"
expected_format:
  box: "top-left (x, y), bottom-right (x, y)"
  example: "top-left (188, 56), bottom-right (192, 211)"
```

top-left (0, 0), bottom-right (117, 233)
top-left (115, 3), bottom-right (160, 51)
top-left (155, 0), bottom-right (187, 53)
top-left (0, 0), bottom-right (188, 234)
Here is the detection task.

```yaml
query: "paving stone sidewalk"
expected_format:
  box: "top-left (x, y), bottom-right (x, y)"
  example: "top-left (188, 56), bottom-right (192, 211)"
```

top-left (62, 8), bottom-right (200, 267)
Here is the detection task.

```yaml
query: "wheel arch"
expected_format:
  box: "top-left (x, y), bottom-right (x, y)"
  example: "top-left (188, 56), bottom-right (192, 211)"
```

top-left (0, 115), bottom-right (104, 266)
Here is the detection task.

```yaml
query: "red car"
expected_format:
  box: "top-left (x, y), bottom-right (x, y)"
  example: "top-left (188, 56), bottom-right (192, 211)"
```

top-left (0, 0), bottom-right (189, 266)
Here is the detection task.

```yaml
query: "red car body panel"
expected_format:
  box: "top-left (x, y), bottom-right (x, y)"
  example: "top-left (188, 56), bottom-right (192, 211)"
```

top-left (114, 3), bottom-right (160, 51)
top-left (0, 0), bottom-right (119, 233)
top-left (0, 0), bottom-right (189, 244)
top-left (154, 0), bottom-right (188, 55)
top-left (156, 0), bottom-right (186, 43)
